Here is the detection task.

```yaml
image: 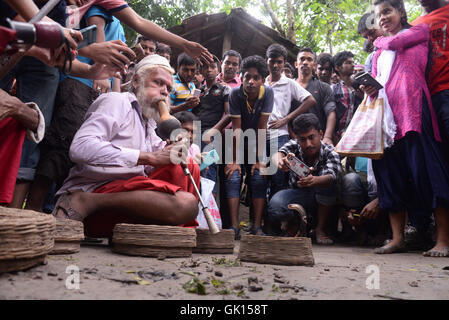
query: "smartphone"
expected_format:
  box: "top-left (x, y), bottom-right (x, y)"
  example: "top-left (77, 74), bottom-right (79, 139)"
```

top-left (286, 154), bottom-right (310, 178)
top-left (200, 149), bottom-right (220, 171)
top-left (354, 71), bottom-right (383, 90)
top-left (76, 25), bottom-right (97, 50)
top-left (193, 88), bottom-right (201, 98)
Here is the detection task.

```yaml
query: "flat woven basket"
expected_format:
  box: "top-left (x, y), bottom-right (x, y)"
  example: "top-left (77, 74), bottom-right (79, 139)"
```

top-left (0, 207), bottom-right (55, 273)
top-left (49, 219), bottom-right (84, 255)
top-left (112, 224), bottom-right (196, 258)
top-left (193, 228), bottom-right (235, 254)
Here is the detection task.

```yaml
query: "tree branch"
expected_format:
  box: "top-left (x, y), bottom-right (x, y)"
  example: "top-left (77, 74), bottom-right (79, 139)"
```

top-left (261, 0), bottom-right (286, 37)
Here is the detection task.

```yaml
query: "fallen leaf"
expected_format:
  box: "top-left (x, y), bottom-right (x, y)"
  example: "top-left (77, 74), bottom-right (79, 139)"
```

top-left (408, 269), bottom-right (418, 271)
top-left (134, 276), bottom-right (150, 285)
top-left (125, 270), bottom-right (136, 274)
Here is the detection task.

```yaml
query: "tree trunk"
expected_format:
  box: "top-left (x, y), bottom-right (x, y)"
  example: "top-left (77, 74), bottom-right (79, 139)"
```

top-left (261, 0), bottom-right (286, 38)
top-left (286, 0), bottom-right (296, 43)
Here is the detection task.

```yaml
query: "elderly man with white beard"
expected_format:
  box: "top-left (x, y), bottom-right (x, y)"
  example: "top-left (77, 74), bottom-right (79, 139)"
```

top-left (52, 55), bottom-right (201, 238)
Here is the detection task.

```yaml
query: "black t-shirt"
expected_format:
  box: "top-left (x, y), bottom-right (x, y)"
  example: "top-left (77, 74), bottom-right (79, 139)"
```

top-left (291, 77), bottom-right (336, 132)
top-left (193, 82), bottom-right (230, 133)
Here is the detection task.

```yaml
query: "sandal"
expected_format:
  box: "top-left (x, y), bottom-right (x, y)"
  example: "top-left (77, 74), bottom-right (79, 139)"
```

top-left (52, 193), bottom-right (84, 221)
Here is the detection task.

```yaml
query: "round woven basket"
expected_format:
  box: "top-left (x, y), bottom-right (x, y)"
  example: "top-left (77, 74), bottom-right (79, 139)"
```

top-left (0, 207), bottom-right (55, 273)
top-left (193, 228), bottom-right (235, 254)
top-left (112, 224), bottom-right (196, 258)
top-left (49, 219), bottom-right (84, 255)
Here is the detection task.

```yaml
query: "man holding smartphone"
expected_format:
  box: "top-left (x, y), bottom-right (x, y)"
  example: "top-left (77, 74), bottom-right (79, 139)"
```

top-left (267, 113), bottom-right (341, 244)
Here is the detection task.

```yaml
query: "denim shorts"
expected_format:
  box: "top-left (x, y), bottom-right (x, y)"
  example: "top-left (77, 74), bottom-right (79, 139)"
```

top-left (225, 164), bottom-right (267, 199)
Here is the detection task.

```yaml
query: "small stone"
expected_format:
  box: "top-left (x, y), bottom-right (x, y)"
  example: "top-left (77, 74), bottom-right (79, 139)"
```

top-left (47, 272), bottom-right (58, 277)
top-left (324, 268), bottom-right (330, 271)
top-left (33, 275), bottom-right (43, 280)
top-left (408, 281), bottom-right (418, 287)
top-left (248, 276), bottom-right (258, 284)
top-left (157, 253), bottom-right (166, 260)
top-left (214, 271), bottom-right (223, 277)
top-left (233, 284), bottom-right (244, 290)
top-left (248, 284), bottom-right (263, 292)
top-left (58, 278), bottom-right (63, 281)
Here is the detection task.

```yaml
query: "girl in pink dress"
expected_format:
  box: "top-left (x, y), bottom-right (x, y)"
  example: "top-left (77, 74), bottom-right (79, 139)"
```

top-left (361, 0), bottom-right (449, 257)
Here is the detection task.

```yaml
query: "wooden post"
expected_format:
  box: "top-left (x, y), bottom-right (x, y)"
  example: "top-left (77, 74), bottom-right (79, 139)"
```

top-left (222, 18), bottom-right (232, 57)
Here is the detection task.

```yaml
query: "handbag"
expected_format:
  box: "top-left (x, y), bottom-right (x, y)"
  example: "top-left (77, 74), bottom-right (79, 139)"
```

top-left (335, 96), bottom-right (385, 160)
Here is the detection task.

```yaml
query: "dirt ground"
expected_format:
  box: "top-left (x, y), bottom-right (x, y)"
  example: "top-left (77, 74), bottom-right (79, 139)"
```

top-left (1, 235), bottom-right (449, 300)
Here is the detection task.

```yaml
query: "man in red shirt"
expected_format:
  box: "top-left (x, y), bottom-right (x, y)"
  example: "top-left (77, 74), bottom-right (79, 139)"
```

top-left (412, 0), bottom-right (449, 257)
top-left (412, 0), bottom-right (449, 137)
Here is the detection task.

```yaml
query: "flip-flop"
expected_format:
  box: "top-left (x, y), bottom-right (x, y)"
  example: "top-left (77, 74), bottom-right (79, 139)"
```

top-left (52, 193), bottom-right (83, 221)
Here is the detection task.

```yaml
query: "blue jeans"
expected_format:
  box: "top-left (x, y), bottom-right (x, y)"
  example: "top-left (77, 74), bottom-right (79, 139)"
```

top-left (267, 134), bottom-right (291, 199)
top-left (432, 90), bottom-right (449, 138)
top-left (267, 183), bottom-right (337, 230)
top-left (225, 165), bottom-right (267, 199)
top-left (341, 172), bottom-right (369, 210)
top-left (0, 57), bottom-right (59, 181)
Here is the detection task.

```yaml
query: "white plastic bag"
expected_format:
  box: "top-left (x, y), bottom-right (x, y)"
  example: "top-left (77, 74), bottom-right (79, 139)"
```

top-left (196, 177), bottom-right (222, 230)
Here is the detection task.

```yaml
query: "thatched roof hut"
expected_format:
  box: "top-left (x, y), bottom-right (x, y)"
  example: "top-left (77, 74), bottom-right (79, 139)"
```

top-left (168, 7), bottom-right (300, 67)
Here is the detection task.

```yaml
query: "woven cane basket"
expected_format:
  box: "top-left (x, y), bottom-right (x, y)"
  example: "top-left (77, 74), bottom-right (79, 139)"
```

top-left (193, 228), bottom-right (235, 254)
top-left (0, 208), bottom-right (55, 273)
top-left (49, 219), bottom-right (84, 255)
top-left (112, 224), bottom-right (196, 258)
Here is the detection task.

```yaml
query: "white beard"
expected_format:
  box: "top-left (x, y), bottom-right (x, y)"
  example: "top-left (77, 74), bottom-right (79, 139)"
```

top-left (135, 86), bottom-right (160, 123)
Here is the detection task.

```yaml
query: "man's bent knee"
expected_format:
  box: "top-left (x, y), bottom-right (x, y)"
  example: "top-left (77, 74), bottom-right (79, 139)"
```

top-left (170, 191), bottom-right (198, 224)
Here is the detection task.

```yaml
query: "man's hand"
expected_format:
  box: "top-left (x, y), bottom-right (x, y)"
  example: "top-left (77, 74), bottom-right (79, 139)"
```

top-left (277, 152), bottom-right (293, 172)
top-left (0, 89), bottom-right (20, 121)
top-left (88, 63), bottom-right (125, 80)
top-left (251, 162), bottom-right (266, 175)
top-left (297, 167), bottom-right (316, 188)
top-left (25, 46), bottom-right (69, 67)
top-left (184, 96), bottom-right (200, 109)
top-left (182, 41), bottom-right (213, 66)
top-left (225, 163), bottom-right (241, 179)
top-left (62, 27), bottom-right (83, 50)
top-left (323, 136), bottom-right (333, 146)
top-left (92, 79), bottom-right (111, 94)
top-left (346, 209), bottom-right (363, 227)
top-left (138, 141), bottom-right (187, 167)
top-left (360, 198), bottom-right (380, 220)
top-left (268, 117), bottom-right (289, 130)
top-left (78, 40), bottom-right (136, 69)
top-left (131, 43), bottom-right (146, 63)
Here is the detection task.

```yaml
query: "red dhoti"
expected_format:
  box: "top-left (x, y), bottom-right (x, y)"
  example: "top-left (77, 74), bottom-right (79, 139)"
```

top-left (0, 118), bottom-right (26, 205)
top-left (83, 162), bottom-right (200, 238)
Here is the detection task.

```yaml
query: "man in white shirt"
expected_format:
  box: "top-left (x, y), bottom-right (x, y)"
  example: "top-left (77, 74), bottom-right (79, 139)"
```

top-left (53, 55), bottom-right (200, 238)
top-left (265, 44), bottom-right (316, 198)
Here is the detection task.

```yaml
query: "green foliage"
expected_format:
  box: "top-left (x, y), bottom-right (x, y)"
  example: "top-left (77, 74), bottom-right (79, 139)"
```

top-left (122, 0), bottom-right (423, 63)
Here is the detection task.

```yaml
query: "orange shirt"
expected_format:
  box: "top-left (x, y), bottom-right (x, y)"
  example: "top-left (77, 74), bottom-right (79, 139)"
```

top-left (412, 4), bottom-right (449, 95)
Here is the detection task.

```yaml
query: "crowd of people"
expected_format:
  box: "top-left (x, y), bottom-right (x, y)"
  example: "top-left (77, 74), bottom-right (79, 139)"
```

top-left (1, 0), bottom-right (448, 258)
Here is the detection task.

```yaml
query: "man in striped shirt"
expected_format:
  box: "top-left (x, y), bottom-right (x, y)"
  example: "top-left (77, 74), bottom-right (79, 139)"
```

top-left (170, 53), bottom-right (200, 114)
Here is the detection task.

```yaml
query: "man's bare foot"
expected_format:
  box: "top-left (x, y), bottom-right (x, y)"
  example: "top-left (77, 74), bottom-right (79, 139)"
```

top-left (316, 229), bottom-right (334, 245)
top-left (52, 192), bottom-right (85, 221)
top-left (374, 240), bottom-right (406, 254)
top-left (423, 245), bottom-right (449, 257)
